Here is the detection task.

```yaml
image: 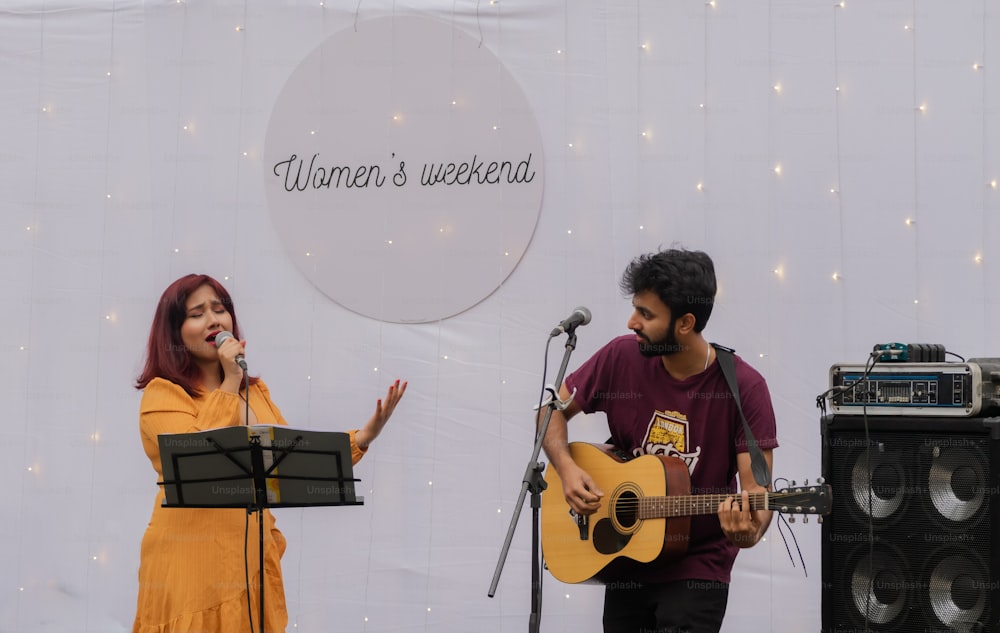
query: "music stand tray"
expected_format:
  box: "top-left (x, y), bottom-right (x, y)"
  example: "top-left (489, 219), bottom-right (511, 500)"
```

top-left (158, 425), bottom-right (363, 508)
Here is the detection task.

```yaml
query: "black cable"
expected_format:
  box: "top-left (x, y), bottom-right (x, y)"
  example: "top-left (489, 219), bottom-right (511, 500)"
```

top-left (243, 370), bottom-right (250, 427)
top-left (815, 348), bottom-right (883, 417)
top-left (532, 334), bottom-right (556, 621)
top-left (815, 349), bottom-right (883, 631)
top-left (769, 477), bottom-right (808, 577)
top-left (862, 401), bottom-right (872, 633)
top-left (245, 507), bottom-right (255, 633)
top-left (535, 334), bottom-right (555, 439)
top-left (241, 369), bottom-right (255, 633)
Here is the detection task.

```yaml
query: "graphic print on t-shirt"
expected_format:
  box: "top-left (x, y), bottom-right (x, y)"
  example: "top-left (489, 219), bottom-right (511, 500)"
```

top-left (636, 409), bottom-right (701, 474)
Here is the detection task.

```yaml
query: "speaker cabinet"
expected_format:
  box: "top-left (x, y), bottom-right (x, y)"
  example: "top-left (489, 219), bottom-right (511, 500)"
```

top-left (821, 415), bottom-right (1000, 633)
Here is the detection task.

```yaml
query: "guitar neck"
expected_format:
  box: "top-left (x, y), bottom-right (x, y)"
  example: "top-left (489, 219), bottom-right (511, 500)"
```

top-left (640, 492), bottom-right (771, 519)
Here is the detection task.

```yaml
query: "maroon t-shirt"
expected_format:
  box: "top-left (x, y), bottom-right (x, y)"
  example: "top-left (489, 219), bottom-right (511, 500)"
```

top-left (565, 334), bottom-right (779, 584)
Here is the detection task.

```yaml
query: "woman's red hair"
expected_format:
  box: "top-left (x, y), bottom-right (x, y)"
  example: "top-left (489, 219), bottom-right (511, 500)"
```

top-left (135, 274), bottom-right (258, 397)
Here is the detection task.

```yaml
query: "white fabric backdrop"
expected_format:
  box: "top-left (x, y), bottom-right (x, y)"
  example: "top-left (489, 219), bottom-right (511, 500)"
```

top-left (2, 1), bottom-right (998, 631)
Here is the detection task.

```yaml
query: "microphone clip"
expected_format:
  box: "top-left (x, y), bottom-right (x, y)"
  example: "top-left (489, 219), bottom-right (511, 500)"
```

top-left (532, 385), bottom-right (577, 412)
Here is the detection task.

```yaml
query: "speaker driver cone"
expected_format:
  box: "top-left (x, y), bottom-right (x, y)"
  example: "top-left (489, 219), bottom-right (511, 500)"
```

top-left (927, 447), bottom-right (986, 523)
top-left (850, 449), bottom-right (905, 520)
top-left (850, 549), bottom-right (908, 625)
top-left (927, 553), bottom-right (987, 630)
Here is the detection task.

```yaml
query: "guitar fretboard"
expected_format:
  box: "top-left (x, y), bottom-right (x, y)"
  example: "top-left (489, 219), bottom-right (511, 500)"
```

top-left (638, 492), bottom-right (793, 519)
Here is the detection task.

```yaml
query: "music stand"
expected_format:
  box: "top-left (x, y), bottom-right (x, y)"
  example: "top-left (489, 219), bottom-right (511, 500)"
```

top-left (157, 425), bottom-right (362, 632)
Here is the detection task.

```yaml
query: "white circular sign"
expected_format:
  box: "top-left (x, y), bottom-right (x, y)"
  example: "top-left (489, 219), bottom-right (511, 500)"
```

top-left (264, 16), bottom-right (544, 323)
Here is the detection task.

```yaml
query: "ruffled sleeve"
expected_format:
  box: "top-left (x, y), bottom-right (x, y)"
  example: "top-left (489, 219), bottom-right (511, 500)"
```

top-left (347, 429), bottom-right (367, 465)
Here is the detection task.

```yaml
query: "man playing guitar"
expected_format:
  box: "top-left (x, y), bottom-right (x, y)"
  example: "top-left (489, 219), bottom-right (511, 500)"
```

top-left (541, 248), bottom-right (778, 633)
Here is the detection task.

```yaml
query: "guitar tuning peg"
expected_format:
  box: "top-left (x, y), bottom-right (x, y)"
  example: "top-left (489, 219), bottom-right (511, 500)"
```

top-left (803, 516), bottom-right (808, 524)
top-left (817, 516), bottom-right (823, 524)
top-left (790, 480), bottom-right (797, 487)
top-left (804, 479), bottom-right (809, 486)
top-left (788, 516), bottom-right (796, 524)
top-left (817, 476), bottom-right (825, 484)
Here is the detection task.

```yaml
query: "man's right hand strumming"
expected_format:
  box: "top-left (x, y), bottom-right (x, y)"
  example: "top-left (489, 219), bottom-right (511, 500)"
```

top-left (556, 460), bottom-right (605, 515)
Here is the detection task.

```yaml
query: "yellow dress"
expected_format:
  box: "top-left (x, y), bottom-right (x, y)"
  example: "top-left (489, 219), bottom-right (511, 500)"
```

top-left (132, 377), bottom-right (365, 633)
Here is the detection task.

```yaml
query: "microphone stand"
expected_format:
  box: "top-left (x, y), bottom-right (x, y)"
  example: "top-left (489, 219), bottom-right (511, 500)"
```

top-left (488, 329), bottom-right (581, 633)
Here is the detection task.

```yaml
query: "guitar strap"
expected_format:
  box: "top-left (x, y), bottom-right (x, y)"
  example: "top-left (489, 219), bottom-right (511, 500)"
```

top-left (712, 343), bottom-right (772, 488)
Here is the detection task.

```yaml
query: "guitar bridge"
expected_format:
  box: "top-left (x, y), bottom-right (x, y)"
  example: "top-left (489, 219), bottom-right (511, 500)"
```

top-left (569, 509), bottom-right (589, 541)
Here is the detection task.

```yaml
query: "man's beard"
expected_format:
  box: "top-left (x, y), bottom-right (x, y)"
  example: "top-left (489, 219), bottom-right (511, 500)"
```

top-left (636, 324), bottom-right (683, 358)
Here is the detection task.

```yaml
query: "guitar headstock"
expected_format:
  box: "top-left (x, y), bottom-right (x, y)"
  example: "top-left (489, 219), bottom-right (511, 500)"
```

top-left (772, 479), bottom-right (833, 520)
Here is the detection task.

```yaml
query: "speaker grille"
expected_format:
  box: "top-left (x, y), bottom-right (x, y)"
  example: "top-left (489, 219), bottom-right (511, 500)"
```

top-left (822, 418), bottom-right (1000, 633)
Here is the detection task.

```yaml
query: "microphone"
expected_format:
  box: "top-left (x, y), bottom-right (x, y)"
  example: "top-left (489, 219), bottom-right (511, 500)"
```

top-left (214, 330), bottom-right (247, 371)
top-left (550, 306), bottom-right (592, 337)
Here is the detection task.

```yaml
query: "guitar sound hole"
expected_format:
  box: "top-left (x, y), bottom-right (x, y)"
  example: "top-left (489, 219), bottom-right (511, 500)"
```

top-left (614, 491), bottom-right (639, 529)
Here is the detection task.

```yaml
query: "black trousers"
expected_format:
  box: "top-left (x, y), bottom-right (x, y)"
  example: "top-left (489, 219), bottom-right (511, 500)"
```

top-left (603, 579), bottom-right (730, 633)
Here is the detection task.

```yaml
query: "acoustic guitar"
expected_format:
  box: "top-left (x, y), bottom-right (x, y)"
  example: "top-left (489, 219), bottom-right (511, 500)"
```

top-left (540, 442), bottom-right (832, 584)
